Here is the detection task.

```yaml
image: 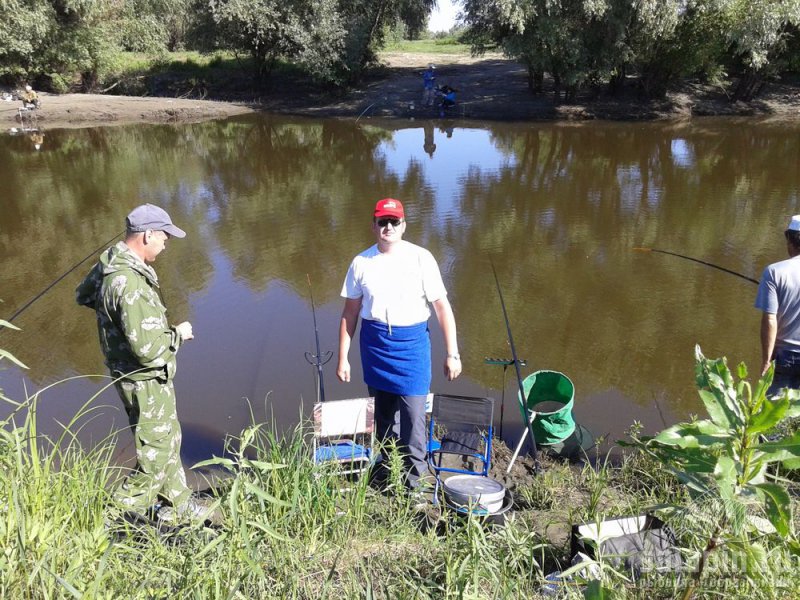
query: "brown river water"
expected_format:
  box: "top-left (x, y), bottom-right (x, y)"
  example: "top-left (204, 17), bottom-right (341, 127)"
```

top-left (1, 115), bottom-right (798, 477)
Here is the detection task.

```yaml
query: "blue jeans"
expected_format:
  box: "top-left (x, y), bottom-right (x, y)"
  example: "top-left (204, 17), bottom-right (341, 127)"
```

top-left (768, 349), bottom-right (800, 397)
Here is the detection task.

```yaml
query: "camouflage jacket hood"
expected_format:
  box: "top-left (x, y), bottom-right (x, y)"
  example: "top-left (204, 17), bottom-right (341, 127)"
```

top-left (76, 241), bottom-right (182, 381)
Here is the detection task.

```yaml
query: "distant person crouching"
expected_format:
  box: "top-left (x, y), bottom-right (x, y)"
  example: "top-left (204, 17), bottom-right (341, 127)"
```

top-left (21, 85), bottom-right (39, 109)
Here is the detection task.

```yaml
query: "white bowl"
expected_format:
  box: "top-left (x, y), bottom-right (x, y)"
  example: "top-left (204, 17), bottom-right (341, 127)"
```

top-left (442, 475), bottom-right (506, 514)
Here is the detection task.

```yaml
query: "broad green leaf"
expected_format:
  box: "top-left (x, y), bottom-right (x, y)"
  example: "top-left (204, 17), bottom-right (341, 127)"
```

top-left (750, 483), bottom-right (791, 537)
top-left (697, 390), bottom-right (733, 429)
top-left (665, 465), bottom-right (711, 495)
top-left (749, 395), bottom-right (789, 435)
top-left (755, 430), bottom-right (800, 462)
top-left (695, 347), bottom-right (744, 423)
top-left (782, 457), bottom-right (800, 470)
top-left (713, 456), bottom-right (738, 500)
top-left (753, 365), bottom-right (774, 405)
top-left (652, 421), bottom-right (729, 448)
top-left (737, 362), bottom-right (748, 380)
top-left (650, 445), bottom-right (719, 474)
top-left (744, 461), bottom-right (768, 486)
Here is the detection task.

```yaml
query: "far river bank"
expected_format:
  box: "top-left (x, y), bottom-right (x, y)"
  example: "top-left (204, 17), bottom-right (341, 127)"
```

top-left (2, 52), bottom-right (800, 130)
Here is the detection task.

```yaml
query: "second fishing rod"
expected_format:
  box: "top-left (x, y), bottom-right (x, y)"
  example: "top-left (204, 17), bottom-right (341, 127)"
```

top-left (304, 274), bottom-right (333, 403)
top-left (490, 260), bottom-right (540, 475)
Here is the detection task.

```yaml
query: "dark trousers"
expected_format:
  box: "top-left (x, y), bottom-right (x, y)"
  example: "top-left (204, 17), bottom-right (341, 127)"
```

top-left (769, 349), bottom-right (800, 397)
top-left (369, 387), bottom-right (427, 489)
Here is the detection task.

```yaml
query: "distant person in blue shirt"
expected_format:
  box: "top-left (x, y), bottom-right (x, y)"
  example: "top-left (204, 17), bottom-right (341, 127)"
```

top-left (437, 84), bottom-right (457, 116)
top-left (422, 64), bottom-right (436, 107)
top-left (756, 215), bottom-right (800, 395)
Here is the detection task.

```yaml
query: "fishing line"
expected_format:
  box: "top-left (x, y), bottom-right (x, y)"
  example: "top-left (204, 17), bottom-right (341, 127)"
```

top-left (6, 230), bottom-right (124, 323)
top-left (633, 247), bottom-right (759, 285)
top-left (490, 260), bottom-right (540, 474)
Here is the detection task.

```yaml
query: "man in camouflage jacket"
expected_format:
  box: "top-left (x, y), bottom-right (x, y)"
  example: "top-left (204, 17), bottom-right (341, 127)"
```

top-left (76, 204), bottom-right (195, 514)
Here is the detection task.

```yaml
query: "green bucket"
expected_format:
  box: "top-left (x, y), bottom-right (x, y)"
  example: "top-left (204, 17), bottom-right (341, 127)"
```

top-left (519, 370), bottom-right (576, 445)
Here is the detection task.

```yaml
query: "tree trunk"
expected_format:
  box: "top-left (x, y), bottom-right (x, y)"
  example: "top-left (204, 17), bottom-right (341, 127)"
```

top-left (733, 71), bottom-right (764, 102)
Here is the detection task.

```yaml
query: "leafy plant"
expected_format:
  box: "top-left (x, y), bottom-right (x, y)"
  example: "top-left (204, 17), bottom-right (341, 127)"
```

top-left (621, 345), bottom-right (800, 598)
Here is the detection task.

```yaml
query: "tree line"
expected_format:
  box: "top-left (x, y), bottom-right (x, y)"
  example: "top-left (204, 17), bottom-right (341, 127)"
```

top-left (0, 0), bottom-right (435, 90)
top-left (1, 0), bottom-right (799, 101)
top-left (463, 0), bottom-right (800, 101)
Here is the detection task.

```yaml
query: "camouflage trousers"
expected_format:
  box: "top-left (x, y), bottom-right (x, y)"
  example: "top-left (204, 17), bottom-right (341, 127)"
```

top-left (113, 378), bottom-right (192, 510)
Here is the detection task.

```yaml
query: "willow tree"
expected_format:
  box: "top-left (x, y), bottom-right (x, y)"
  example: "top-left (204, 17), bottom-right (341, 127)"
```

top-left (462, 0), bottom-right (625, 101)
top-left (205, 0), bottom-right (345, 81)
top-left (118, 0), bottom-right (192, 52)
top-left (724, 0), bottom-right (800, 99)
top-left (0, 0), bottom-right (118, 89)
top-left (338, 0), bottom-right (437, 81)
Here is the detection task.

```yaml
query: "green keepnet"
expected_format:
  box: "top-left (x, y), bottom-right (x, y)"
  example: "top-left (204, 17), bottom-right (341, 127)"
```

top-left (519, 370), bottom-right (576, 445)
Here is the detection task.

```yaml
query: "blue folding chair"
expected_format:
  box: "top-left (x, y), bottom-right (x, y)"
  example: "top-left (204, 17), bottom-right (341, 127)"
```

top-left (312, 397), bottom-right (375, 478)
top-left (427, 394), bottom-right (494, 504)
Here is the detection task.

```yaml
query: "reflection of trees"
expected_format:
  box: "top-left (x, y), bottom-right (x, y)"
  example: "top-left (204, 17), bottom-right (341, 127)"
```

top-left (2, 117), bottom-right (799, 417)
top-left (451, 122), bottom-right (800, 414)
top-left (194, 117), bottom-right (433, 303)
top-left (0, 125), bottom-right (215, 382)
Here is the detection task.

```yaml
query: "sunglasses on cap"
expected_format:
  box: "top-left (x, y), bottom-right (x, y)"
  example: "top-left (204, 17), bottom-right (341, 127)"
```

top-left (376, 217), bottom-right (403, 227)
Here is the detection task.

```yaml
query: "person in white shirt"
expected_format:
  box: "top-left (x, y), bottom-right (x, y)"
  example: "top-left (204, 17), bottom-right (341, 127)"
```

top-left (337, 198), bottom-right (460, 489)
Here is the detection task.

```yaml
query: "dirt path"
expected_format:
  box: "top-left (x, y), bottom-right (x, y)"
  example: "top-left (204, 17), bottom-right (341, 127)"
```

top-left (3, 51), bottom-right (799, 131)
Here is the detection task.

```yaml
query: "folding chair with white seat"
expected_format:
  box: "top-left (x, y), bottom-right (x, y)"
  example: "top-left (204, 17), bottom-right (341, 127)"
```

top-left (427, 394), bottom-right (494, 504)
top-left (312, 397), bottom-right (375, 477)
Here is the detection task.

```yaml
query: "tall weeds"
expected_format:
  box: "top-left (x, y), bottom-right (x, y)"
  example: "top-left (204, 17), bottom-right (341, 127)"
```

top-left (3, 337), bottom-right (800, 597)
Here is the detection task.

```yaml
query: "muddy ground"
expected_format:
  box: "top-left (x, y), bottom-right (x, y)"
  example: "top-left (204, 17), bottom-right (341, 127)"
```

top-left (3, 51), bottom-right (800, 130)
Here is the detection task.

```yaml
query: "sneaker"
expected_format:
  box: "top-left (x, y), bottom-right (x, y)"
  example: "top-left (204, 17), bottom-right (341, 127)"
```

top-left (407, 483), bottom-right (433, 509)
top-left (157, 497), bottom-right (214, 525)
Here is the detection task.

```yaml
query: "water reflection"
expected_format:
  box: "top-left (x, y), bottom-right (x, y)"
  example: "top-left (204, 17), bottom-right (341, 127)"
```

top-left (1, 115), bottom-right (799, 464)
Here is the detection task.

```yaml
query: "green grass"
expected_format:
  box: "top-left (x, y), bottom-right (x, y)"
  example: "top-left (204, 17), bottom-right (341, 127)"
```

top-left (115, 51), bottom-right (242, 73)
top-left (382, 38), bottom-right (473, 55)
top-left (3, 376), bottom-right (800, 598)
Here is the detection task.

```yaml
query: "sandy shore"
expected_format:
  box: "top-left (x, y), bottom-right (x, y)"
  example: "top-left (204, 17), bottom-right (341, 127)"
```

top-left (1, 93), bottom-right (254, 130)
top-left (3, 52), bottom-right (799, 131)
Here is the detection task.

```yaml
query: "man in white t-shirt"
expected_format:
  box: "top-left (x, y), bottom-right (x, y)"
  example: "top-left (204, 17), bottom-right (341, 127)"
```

top-left (756, 215), bottom-right (800, 396)
top-left (337, 198), bottom-right (461, 490)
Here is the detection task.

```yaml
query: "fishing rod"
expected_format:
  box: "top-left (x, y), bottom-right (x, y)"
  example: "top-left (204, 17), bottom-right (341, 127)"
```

top-left (633, 247), bottom-right (759, 285)
top-left (304, 274), bottom-right (333, 404)
top-left (490, 260), bottom-right (540, 475)
top-left (484, 356), bottom-right (527, 441)
top-left (6, 230), bottom-right (124, 324)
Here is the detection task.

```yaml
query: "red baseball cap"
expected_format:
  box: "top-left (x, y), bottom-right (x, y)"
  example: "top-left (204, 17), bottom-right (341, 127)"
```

top-left (374, 198), bottom-right (405, 219)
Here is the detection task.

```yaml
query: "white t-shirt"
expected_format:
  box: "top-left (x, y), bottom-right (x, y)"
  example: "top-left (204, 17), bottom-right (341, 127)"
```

top-left (341, 241), bottom-right (447, 327)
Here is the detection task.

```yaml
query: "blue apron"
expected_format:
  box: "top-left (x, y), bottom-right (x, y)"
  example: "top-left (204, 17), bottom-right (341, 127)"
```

top-left (360, 319), bottom-right (430, 396)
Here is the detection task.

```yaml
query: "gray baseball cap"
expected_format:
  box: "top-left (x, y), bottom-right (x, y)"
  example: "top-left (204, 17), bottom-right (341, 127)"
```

top-left (126, 203), bottom-right (186, 238)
